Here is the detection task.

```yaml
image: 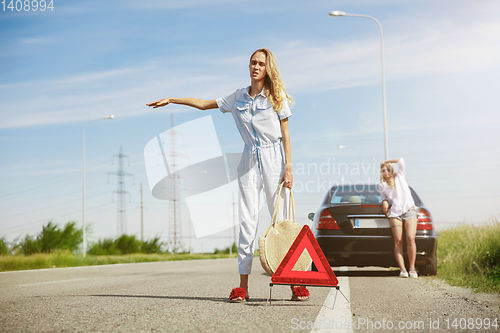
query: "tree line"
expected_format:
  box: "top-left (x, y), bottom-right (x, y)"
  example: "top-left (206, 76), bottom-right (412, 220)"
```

top-left (0, 221), bottom-right (164, 256)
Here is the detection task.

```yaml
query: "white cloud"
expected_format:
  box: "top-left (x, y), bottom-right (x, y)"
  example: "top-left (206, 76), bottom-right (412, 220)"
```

top-left (123, 0), bottom-right (240, 10)
top-left (386, 21), bottom-right (500, 79)
top-left (1, 1), bottom-right (499, 130)
top-left (275, 17), bottom-right (500, 93)
top-left (20, 38), bottom-right (51, 45)
top-left (0, 62), bottom-right (236, 128)
top-left (0, 67), bottom-right (146, 90)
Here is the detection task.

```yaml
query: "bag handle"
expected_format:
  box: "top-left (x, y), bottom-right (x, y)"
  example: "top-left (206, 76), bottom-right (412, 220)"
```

top-left (271, 182), bottom-right (295, 225)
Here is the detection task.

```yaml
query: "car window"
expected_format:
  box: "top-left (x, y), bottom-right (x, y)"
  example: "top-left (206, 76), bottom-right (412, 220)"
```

top-left (330, 187), bottom-right (382, 204)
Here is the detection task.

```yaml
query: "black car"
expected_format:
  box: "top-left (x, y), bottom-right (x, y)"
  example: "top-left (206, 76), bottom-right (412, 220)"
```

top-left (309, 184), bottom-right (437, 275)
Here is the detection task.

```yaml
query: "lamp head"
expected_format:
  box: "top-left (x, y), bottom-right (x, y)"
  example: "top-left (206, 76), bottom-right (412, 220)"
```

top-left (338, 145), bottom-right (346, 149)
top-left (105, 115), bottom-right (115, 119)
top-left (329, 11), bottom-right (346, 17)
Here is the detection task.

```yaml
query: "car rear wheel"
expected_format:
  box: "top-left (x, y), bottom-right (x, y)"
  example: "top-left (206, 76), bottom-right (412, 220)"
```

top-left (417, 258), bottom-right (437, 276)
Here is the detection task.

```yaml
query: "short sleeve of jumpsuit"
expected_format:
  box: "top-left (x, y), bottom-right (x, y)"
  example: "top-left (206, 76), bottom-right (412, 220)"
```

top-left (216, 87), bottom-right (292, 275)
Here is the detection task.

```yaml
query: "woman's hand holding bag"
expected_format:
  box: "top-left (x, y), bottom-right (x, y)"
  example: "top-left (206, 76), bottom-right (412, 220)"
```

top-left (258, 182), bottom-right (312, 276)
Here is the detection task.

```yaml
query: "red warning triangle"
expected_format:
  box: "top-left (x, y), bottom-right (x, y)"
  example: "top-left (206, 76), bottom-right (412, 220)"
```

top-left (271, 225), bottom-right (338, 286)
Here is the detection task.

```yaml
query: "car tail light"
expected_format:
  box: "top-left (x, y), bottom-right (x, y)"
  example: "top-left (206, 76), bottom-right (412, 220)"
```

top-left (417, 208), bottom-right (433, 230)
top-left (318, 209), bottom-right (340, 230)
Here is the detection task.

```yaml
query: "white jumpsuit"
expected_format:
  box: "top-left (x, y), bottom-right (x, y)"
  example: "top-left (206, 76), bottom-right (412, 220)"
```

top-left (217, 87), bottom-right (292, 275)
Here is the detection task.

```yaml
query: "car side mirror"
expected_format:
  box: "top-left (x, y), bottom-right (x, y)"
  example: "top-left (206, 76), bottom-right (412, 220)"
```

top-left (308, 213), bottom-right (315, 221)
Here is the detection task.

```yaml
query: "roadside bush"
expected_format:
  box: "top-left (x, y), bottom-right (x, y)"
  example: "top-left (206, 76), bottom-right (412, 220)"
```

top-left (15, 234), bottom-right (41, 255)
top-left (477, 218), bottom-right (500, 284)
top-left (213, 242), bottom-right (237, 255)
top-left (87, 238), bottom-right (120, 256)
top-left (438, 217), bottom-right (500, 293)
top-left (38, 221), bottom-right (82, 253)
top-left (10, 221), bottom-right (83, 255)
top-left (140, 236), bottom-right (163, 254)
top-left (0, 237), bottom-right (10, 255)
top-left (88, 235), bottom-right (164, 255)
top-left (115, 234), bottom-right (140, 254)
top-left (38, 222), bottom-right (61, 253)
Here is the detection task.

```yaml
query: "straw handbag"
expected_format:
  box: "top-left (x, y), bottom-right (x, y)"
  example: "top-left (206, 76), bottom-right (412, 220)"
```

top-left (259, 182), bottom-right (312, 276)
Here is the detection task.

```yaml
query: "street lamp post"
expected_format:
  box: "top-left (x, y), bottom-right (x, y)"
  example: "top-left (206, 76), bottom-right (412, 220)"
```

top-left (329, 11), bottom-right (389, 160)
top-left (82, 115), bottom-right (114, 257)
top-left (339, 145), bottom-right (364, 181)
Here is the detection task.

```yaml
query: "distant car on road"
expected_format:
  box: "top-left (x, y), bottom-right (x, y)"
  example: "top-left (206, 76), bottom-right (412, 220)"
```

top-left (309, 184), bottom-right (437, 275)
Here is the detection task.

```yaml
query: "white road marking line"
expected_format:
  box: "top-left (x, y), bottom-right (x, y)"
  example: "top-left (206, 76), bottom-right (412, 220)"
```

top-left (311, 267), bottom-right (353, 333)
top-left (17, 278), bottom-right (89, 287)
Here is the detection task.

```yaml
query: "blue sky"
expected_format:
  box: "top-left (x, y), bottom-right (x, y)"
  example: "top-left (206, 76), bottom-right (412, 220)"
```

top-left (1, 0), bottom-right (499, 253)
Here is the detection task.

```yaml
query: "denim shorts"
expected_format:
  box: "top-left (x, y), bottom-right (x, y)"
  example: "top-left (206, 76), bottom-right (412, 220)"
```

top-left (392, 207), bottom-right (417, 221)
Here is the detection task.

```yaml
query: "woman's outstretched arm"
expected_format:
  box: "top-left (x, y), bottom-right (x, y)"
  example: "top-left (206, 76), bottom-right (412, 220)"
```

top-left (147, 98), bottom-right (218, 110)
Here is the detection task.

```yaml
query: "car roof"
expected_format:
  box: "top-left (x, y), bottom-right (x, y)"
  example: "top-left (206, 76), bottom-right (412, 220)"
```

top-left (324, 183), bottom-right (423, 206)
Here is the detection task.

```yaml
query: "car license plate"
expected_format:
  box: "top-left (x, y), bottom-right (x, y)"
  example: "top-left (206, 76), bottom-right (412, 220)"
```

top-left (354, 218), bottom-right (390, 228)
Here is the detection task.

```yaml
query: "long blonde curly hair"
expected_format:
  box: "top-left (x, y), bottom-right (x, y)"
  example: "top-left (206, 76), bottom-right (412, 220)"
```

top-left (250, 48), bottom-right (293, 112)
top-left (380, 163), bottom-right (396, 189)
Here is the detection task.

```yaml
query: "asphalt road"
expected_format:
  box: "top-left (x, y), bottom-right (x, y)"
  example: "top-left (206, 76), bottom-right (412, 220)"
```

top-left (1, 259), bottom-right (499, 332)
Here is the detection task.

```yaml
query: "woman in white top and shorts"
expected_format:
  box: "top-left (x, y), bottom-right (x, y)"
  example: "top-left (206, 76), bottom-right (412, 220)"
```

top-left (378, 158), bottom-right (418, 278)
top-left (147, 48), bottom-right (309, 301)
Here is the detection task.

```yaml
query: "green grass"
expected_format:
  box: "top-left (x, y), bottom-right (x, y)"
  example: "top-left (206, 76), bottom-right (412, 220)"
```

top-left (0, 251), bottom-right (237, 272)
top-left (437, 217), bottom-right (500, 293)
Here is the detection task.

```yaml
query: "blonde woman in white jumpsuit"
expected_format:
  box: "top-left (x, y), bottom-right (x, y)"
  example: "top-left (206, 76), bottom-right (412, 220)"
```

top-left (147, 48), bottom-right (308, 302)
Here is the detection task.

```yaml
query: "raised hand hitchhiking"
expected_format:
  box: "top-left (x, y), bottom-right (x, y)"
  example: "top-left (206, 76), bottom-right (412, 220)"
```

top-left (146, 98), bottom-right (171, 108)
